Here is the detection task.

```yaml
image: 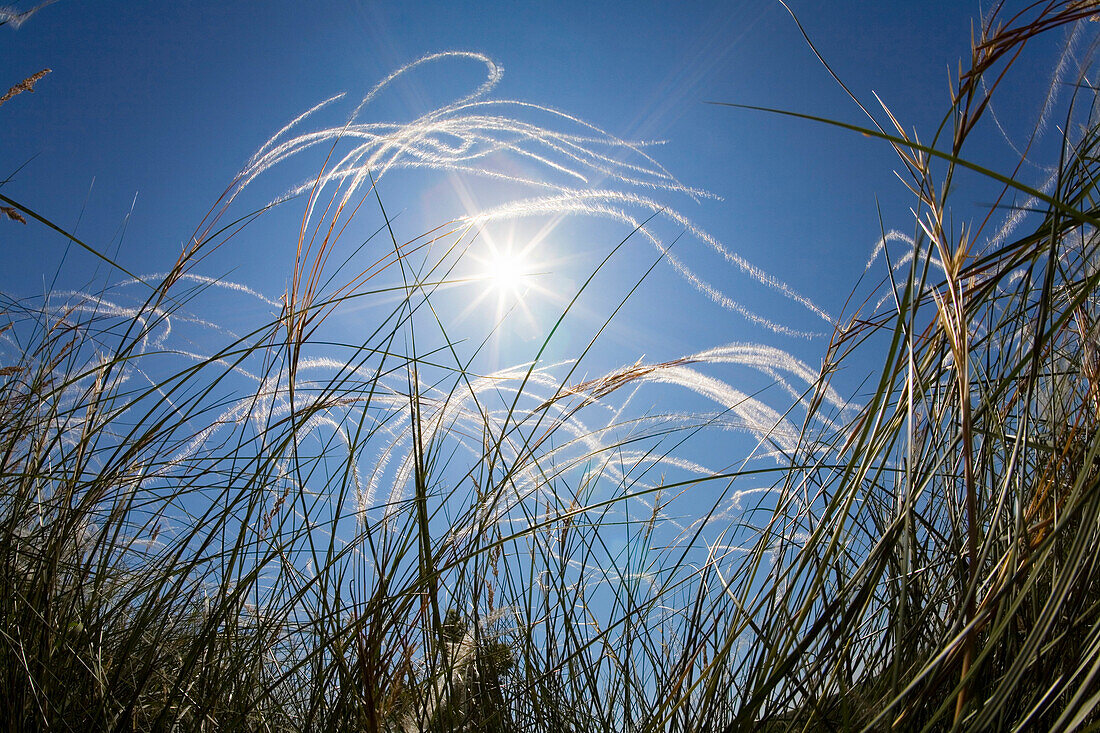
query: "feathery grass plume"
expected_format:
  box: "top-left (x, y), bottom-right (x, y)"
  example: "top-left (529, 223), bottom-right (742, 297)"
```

top-left (0, 0), bottom-right (56, 29)
top-left (0, 68), bottom-right (50, 108)
top-left (1, 206), bottom-right (26, 224)
top-left (231, 50), bottom-right (831, 337)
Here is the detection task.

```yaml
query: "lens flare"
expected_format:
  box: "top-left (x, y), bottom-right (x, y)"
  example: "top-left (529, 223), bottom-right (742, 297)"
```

top-left (484, 248), bottom-right (531, 300)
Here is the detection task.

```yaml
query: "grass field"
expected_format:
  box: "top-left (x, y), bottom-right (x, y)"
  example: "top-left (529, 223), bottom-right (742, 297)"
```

top-left (3, 2), bottom-right (1100, 730)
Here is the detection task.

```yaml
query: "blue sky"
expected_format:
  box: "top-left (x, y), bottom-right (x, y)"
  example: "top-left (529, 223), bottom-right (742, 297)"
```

top-left (0, 0), bottom-right (1071, 407)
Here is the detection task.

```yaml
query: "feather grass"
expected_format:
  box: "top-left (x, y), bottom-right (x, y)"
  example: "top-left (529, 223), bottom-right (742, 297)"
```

top-left (2, 2), bottom-right (1100, 731)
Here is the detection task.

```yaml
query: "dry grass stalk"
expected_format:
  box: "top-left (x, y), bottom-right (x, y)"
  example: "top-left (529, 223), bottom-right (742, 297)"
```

top-left (0, 68), bottom-right (50, 108)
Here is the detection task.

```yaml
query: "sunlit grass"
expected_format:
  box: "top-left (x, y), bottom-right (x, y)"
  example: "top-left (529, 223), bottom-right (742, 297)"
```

top-left (2, 2), bottom-right (1100, 731)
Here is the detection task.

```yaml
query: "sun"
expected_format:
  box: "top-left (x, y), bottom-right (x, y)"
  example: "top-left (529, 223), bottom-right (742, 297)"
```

top-left (455, 236), bottom-right (549, 332)
top-left (453, 222), bottom-right (564, 337)
top-left (483, 248), bottom-right (532, 300)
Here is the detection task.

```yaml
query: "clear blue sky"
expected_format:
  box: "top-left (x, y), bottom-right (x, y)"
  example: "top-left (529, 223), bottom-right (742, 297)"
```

top-left (0, 0), bottom-right (1068, 400)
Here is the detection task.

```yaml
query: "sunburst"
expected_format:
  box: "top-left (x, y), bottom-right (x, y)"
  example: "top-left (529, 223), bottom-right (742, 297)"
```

top-left (483, 247), bottom-right (532, 301)
top-left (455, 231), bottom-right (550, 333)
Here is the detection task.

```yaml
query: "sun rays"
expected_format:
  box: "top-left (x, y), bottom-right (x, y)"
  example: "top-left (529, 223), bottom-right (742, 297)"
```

top-left (232, 50), bottom-right (834, 338)
top-left (458, 232), bottom-right (544, 331)
top-left (481, 243), bottom-right (531, 300)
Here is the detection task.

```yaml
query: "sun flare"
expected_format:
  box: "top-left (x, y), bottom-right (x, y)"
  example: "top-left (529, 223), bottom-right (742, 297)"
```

top-left (483, 248), bottom-right (532, 299)
top-left (456, 235), bottom-right (553, 333)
